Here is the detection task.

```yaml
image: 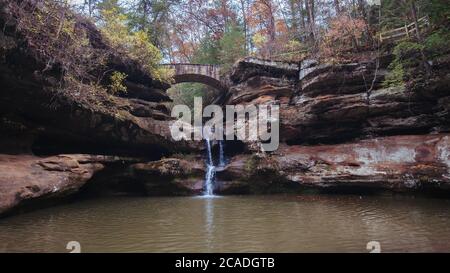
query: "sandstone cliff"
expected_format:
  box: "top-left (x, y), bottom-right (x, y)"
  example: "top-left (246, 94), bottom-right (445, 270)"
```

top-left (0, 0), bottom-right (201, 216)
top-left (0, 0), bottom-right (197, 156)
top-left (1, 0), bottom-right (450, 218)
top-left (216, 56), bottom-right (450, 193)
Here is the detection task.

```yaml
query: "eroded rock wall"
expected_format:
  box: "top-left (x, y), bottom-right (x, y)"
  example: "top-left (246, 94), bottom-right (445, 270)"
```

top-left (0, 0), bottom-right (199, 156)
top-left (217, 134), bottom-right (450, 193)
top-left (218, 57), bottom-right (450, 193)
top-left (0, 1), bottom-right (204, 217)
top-left (227, 57), bottom-right (450, 145)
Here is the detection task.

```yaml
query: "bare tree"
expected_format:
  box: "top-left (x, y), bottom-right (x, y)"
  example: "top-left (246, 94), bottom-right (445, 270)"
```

top-left (334, 0), bottom-right (341, 15)
top-left (305, 0), bottom-right (315, 44)
top-left (408, 0), bottom-right (431, 76)
top-left (239, 0), bottom-right (249, 53)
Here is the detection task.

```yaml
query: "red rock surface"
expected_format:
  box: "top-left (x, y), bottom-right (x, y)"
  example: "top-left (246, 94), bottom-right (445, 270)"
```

top-left (0, 154), bottom-right (108, 215)
top-left (217, 134), bottom-right (450, 193)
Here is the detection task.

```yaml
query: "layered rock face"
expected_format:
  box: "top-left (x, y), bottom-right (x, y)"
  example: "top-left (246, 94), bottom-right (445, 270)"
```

top-left (0, 1), bottom-right (198, 156)
top-left (216, 135), bottom-right (450, 193)
top-left (283, 63), bottom-right (450, 144)
top-left (0, 154), bottom-right (111, 215)
top-left (226, 58), bottom-right (298, 106)
top-left (82, 157), bottom-right (206, 197)
top-left (0, 154), bottom-right (207, 216)
top-left (219, 57), bottom-right (450, 193)
top-left (0, 1), bottom-right (202, 216)
top-left (227, 58), bottom-right (450, 145)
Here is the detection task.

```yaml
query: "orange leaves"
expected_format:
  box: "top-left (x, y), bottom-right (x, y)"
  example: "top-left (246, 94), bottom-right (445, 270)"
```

top-left (326, 15), bottom-right (367, 43)
top-left (248, 0), bottom-right (276, 30)
top-left (276, 19), bottom-right (288, 35)
top-left (320, 15), bottom-right (368, 62)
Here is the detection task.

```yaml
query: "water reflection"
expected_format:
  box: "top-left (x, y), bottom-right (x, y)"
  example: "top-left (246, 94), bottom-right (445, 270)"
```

top-left (204, 197), bottom-right (214, 249)
top-left (0, 195), bottom-right (450, 252)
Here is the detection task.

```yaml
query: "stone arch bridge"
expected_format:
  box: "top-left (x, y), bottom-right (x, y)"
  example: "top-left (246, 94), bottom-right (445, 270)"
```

top-left (161, 63), bottom-right (227, 93)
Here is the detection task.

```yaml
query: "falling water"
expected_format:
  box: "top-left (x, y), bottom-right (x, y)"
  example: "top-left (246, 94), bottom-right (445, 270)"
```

top-left (204, 164), bottom-right (215, 196)
top-left (219, 140), bottom-right (225, 167)
top-left (204, 138), bottom-right (215, 196)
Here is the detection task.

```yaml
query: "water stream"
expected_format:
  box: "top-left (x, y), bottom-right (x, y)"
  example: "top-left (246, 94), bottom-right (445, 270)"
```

top-left (204, 138), bottom-right (216, 196)
top-left (219, 140), bottom-right (225, 167)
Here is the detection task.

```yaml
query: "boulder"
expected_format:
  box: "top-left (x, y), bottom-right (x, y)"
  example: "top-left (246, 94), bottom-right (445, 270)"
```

top-left (0, 154), bottom-right (118, 216)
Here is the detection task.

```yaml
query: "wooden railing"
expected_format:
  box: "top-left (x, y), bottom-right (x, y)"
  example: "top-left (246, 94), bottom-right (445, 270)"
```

top-left (379, 16), bottom-right (430, 43)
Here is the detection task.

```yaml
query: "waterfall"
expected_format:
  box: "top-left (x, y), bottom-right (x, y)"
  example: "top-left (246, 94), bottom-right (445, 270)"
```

top-left (204, 164), bottom-right (215, 196)
top-left (219, 140), bottom-right (225, 167)
top-left (205, 137), bottom-right (213, 165)
top-left (204, 138), bottom-right (215, 196)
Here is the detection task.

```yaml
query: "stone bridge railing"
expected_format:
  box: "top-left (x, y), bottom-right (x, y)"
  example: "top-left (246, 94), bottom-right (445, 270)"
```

top-left (161, 63), bottom-right (222, 81)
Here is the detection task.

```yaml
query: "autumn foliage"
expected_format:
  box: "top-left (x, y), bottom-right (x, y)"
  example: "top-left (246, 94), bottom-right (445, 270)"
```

top-left (320, 15), bottom-right (369, 62)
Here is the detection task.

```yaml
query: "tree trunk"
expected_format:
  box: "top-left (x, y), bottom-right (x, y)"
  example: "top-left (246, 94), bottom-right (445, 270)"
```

top-left (263, 0), bottom-right (276, 43)
top-left (299, 0), bottom-right (306, 41)
top-left (239, 0), bottom-right (248, 53)
top-left (357, 0), bottom-right (367, 19)
top-left (289, 0), bottom-right (299, 37)
top-left (305, 0), bottom-right (315, 44)
top-left (410, 0), bottom-right (431, 77)
top-left (357, 0), bottom-right (373, 47)
top-left (410, 0), bottom-right (422, 41)
top-left (86, 0), bottom-right (93, 17)
top-left (334, 0), bottom-right (341, 15)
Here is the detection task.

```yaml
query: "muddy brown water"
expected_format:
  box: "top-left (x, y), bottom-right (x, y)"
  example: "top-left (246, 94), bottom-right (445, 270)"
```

top-left (1, 194), bottom-right (450, 252)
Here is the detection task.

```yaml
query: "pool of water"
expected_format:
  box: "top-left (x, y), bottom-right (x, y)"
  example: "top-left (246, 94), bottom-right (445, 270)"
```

top-left (1, 194), bottom-right (450, 252)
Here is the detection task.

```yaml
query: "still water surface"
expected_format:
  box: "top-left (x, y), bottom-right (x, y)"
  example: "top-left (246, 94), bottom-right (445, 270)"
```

top-left (1, 194), bottom-right (450, 252)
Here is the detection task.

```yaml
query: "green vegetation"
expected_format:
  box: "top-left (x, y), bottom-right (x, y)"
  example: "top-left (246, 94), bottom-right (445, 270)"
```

top-left (194, 25), bottom-right (246, 68)
top-left (218, 25), bottom-right (246, 73)
top-left (5, 0), bottom-right (173, 107)
top-left (193, 23), bottom-right (246, 72)
top-left (381, 0), bottom-right (450, 88)
top-left (168, 24), bottom-right (245, 108)
top-left (383, 61), bottom-right (406, 88)
top-left (192, 34), bottom-right (221, 65)
top-left (423, 0), bottom-right (450, 25)
top-left (16, 3), bottom-right (97, 76)
top-left (383, 41), bottom-right (424, 88)
top-left (424, 29), bottom-right (450, 59)
top-left (99, 6), bottom-right (172, 83)
top-left (167, 83), bottom-right (221, 110)
top-left (108, 71), bottom-right (128, 95)
top-left (7, 0), bottom-right (450, 99)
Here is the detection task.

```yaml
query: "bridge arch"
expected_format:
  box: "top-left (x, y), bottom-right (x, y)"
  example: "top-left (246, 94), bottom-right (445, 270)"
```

top-left (161, 64), bottom-right (227, 93)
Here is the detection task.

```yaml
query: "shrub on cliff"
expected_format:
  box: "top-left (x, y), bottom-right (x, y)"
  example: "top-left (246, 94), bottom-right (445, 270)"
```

top-left (2, 0), bottom-right (172, 104)
top-left (99, 6), bottom-right (173, 84)
top-left (108, 71), bottom-right (127, 95)
top-left (383, 28), bottom-right (450, 89)
top-left (6, 0), bottom-right (108, 87)
top-left (383, 41), bottom-right (425, 88)
top-left (319, 15), bottom-right (370, 63)
top-left (424, 29), bottom-right (450, 59)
